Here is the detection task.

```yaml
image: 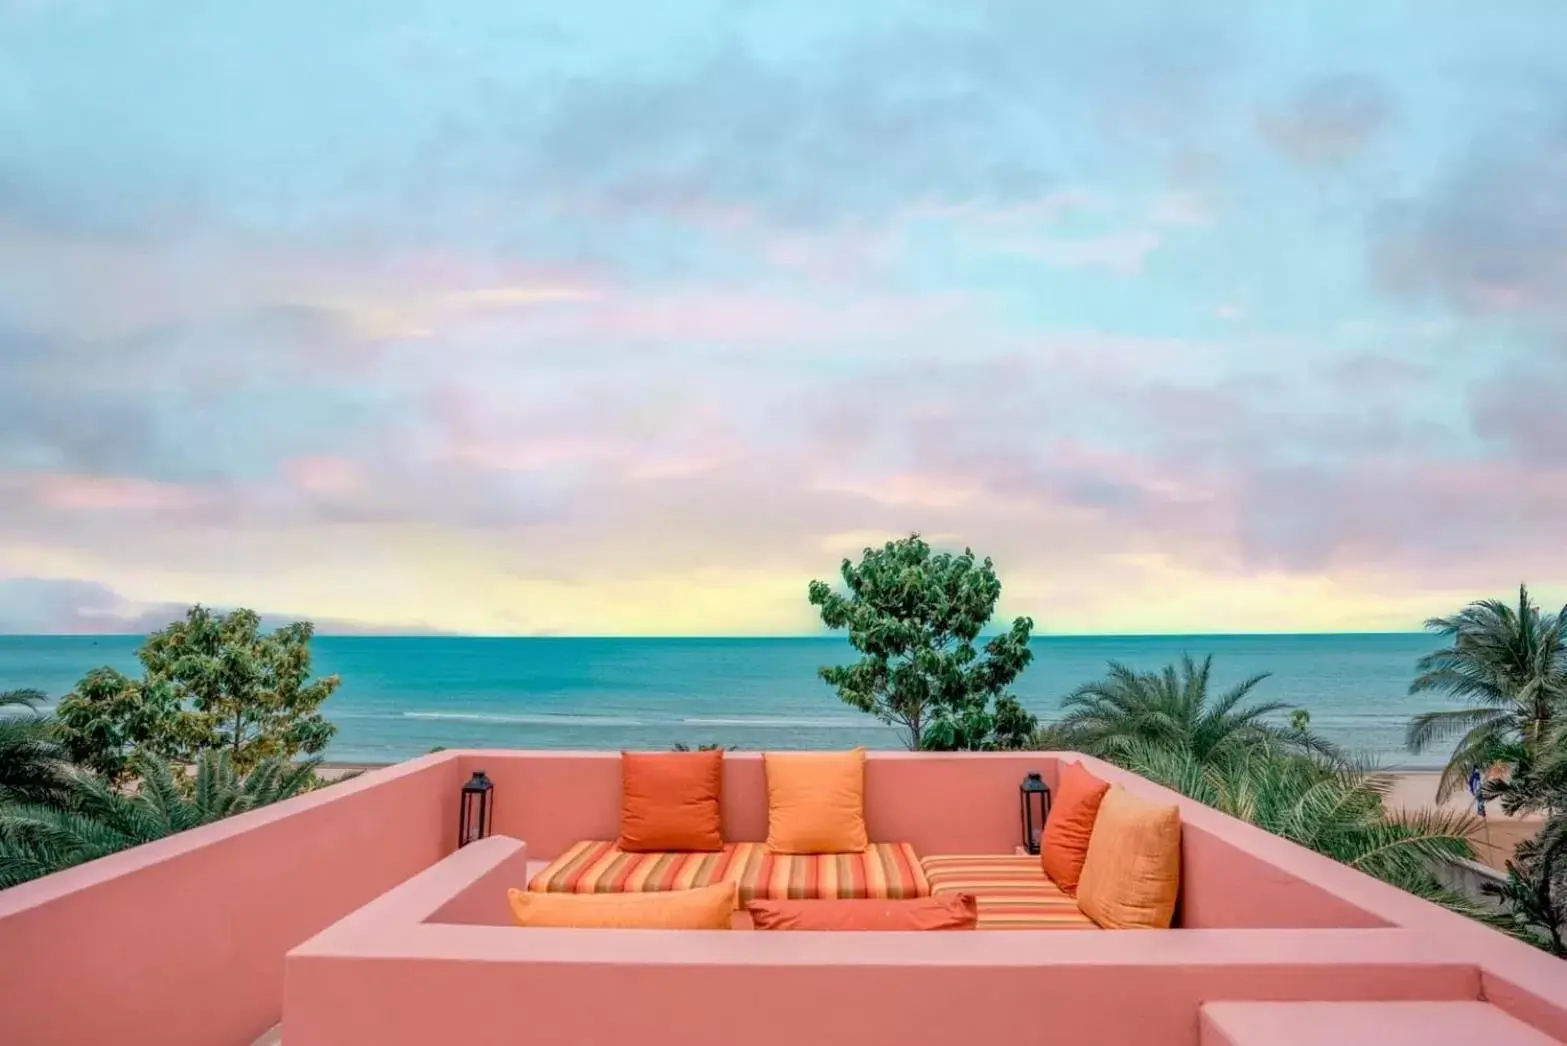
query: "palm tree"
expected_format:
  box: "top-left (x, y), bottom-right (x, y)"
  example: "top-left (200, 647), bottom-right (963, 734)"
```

top-left (0, 689), bottom-right (72, 807)
top-left (1121, 743), bottom-right (1490, 916)
top-left (1406, 585), bottom-right (1567, 803)
top-left (1045, 655), bottom-right (1338, 767)
top-left (0, 750), bottom-right (319, 888)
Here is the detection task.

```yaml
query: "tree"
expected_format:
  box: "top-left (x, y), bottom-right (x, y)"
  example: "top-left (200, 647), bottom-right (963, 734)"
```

top-left (1406, 585), bottom-right (1567, 803)
top-left (0, 750), bottom-right (319, 888)
top-left (808, 534), bottom-right (1036, 750)
top-left (57, 606), bottom-right (341, 778)
top-left (1046, 655), bottom-right (1337, 767)
top-left (0, 689), bottom-right (72, 807)
top-left (55, 669), bottom-right (191, 785)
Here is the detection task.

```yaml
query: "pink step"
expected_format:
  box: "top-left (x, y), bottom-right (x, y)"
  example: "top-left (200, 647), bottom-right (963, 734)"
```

top-left (1200, 1002), bottom-right (1561, 1046)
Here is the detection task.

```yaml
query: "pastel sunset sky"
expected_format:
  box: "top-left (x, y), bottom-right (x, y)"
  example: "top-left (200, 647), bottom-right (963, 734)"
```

top-left (2, 2), bottom-right (1564, 636)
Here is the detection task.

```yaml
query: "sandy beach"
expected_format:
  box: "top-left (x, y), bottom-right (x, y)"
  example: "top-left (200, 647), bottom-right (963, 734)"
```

top-left (1384, 770), bottom-right (1542, 870)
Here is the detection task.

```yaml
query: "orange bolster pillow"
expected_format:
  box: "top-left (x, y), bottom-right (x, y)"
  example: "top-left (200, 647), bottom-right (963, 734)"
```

top-left (507, 882), bottom-right (736, 929)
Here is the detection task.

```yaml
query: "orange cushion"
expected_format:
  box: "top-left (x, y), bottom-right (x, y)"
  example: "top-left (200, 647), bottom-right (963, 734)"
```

top-left (747, 894), bottom-right (977, 931)
top-left (506, 882), bottom-right (736, 929)
top-left (617, 750), bottom-right (723, 852)
top-left (1040, 762), bottom-right (1110, 894)
top-left (764, 748), bottom-right (868, 854)
top-left (1075, 787), bottom-right (1181, 929)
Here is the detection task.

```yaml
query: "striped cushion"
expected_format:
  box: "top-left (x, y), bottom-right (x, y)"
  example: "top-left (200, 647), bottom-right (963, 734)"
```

top-left (720, 842), bottom-right (928, 904)
top-left (528, 841), bottom-right (733, 895)
top-left (528, 841), bottom-right (929, 904)
top-left (921, 854), bottom-right (1098, 930)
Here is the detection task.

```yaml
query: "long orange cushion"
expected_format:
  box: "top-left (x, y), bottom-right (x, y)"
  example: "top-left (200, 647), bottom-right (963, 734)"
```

top-left (529, 840), bottom-right (929, 903)
top-left (922, 854), bottom-right (1097, 930)
top-left (508, 882), bottom-right (735, 929)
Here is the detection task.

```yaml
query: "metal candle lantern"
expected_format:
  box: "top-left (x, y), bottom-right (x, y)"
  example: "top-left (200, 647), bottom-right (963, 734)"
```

top-left (458, 770), bottom-right (494, 848)
top-left (1019, 772), bottom-right (1051, 855)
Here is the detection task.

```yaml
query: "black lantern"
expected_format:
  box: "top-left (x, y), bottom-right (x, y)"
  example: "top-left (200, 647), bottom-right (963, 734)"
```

top-left (1019, 772), bottom-right (1051, 855)
top-left (458, 770), bottom-right (493, 848)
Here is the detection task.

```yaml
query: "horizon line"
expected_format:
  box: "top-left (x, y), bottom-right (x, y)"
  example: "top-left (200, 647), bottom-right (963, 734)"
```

top-left (0, 629), bottom-right (1434, 640)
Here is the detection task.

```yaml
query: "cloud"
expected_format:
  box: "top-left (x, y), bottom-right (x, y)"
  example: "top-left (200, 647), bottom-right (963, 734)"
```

top-left (1259, 75), bottom-right (1393, 166)
top-left (0, 577), bottom-right (449, 636)
top-left (1371, 113), bottom-right (1567, 340)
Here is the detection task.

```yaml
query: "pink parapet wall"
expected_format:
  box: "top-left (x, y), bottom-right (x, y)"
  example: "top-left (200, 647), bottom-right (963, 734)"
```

top-left (0, 752), bottom-right (460, 1046)
top-left (286, 833), bottom-right (1480, 1046)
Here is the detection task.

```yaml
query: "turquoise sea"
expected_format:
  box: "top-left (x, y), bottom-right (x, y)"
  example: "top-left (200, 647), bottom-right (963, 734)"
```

top-left (0, 634), bottom-right (1453, 767)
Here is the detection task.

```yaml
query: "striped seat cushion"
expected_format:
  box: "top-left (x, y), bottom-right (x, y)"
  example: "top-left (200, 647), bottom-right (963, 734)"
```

top-left (921, 854), bottom-right (1098, 930)
top-left (528, 841), bottom-right (929, 904)
top-left (720, 842), bottom-right (929, 904)
top-left (528, 841), bottom-right (734, 895)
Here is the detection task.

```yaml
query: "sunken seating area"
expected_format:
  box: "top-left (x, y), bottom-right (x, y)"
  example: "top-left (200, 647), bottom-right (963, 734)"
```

top-left (519, 747), bottom-right (1180, 930)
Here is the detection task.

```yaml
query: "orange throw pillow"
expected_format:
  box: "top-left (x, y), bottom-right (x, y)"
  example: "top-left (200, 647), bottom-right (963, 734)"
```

top-left (747, 895), bottom-right (978, 931)
top-left (764, 749), bottom-right (868, 854)
top-left (1040, 761), bottom-right (1110, 894)
top-left (1075, 787), bottom-right (1181, 929)
top-left (506, 882), bottom-right (736, 929)
top-left (617, 750), bottom-right (724, 852)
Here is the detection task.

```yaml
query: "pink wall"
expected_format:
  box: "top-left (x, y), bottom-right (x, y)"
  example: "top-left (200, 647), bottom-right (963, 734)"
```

top-left (286, 831), bottom-right (1480, 1046)
top-left (0, 753), bottom-right (458, 1046)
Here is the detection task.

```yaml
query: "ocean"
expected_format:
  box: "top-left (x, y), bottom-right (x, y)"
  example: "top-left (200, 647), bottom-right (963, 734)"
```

top-left (0, 634), bottom-right (1453, 767)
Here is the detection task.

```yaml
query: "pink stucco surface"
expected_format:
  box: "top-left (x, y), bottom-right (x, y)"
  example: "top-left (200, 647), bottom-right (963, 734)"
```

top-left (5, 749), bottom-right (1567, 1046)
top-left (285, 827), bottom-right (1490, 1046)
top-left (1199, 1001), bottom-right (1562, 1046)
top-left (0, 752), bottom-right (458, 1046)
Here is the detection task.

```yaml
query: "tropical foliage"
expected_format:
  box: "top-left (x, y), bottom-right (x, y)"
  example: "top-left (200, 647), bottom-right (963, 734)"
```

top-left (1483, 815), bottom-right (1567, 958)
top-left (56, 606), bottom-right (340, 780)
top-left (0, 749), bottom-right (319, 888)
top-left (0, 606), bottom-right (341, 891)
top-left (809, 534), bottom-right (1036, 751)
top-left (1042, 654), bottom-right (1337, 765)
top-left (1051, 656), bottom-right (1501, 926)
top-left (1406, 584), bottom-right (1567, 802)
top-left (1120, 743), bottom-right (1485, 913)
top-left (0, 689), bottom-right (73, 807)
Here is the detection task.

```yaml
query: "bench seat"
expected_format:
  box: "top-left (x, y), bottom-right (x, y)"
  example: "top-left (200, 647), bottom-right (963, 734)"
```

top-left (921, 854), bottom-right (1098, 929)
top-left (529, 841), bottom-right (930, 904)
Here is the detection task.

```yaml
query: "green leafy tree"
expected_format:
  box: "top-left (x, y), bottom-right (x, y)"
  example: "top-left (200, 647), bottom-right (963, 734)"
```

top-left (0, 689), bottom-right (72, 807)
top-left (1407, 585), bottom-right (1567, 803)
top-left (55, 669), bottom-right (190, 785)
top-left (808, 534), bottom-right (1036, 751)
top-left (1045, 655), bottom-right (1337, 766)
top-left (0, 749), bottom-right (319, 888)
top-left (57, 607), bottom-right (340, 779)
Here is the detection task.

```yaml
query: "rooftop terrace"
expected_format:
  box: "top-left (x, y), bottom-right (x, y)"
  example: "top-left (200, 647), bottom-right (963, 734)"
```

top-left (1, 750), bottom-right (1564, 1046)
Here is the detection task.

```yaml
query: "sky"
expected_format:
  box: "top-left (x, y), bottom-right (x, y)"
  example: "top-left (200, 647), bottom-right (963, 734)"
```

top-left (1, 1), bottom-right (1565, 636)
